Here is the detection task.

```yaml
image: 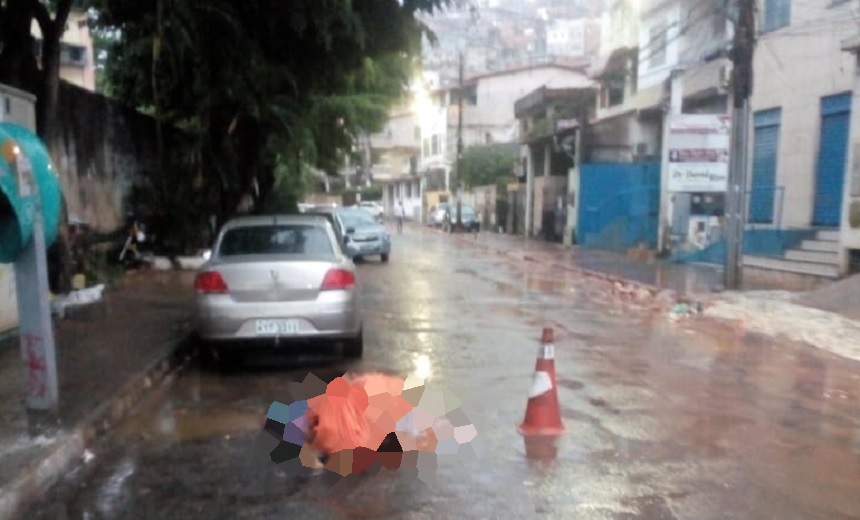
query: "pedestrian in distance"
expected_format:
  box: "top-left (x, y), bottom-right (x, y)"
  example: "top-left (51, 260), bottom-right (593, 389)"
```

top-left (394, 201), bottom-right (405, 234)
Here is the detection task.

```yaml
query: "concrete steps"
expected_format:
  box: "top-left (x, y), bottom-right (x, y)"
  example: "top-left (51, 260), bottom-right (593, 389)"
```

top-left (743, 229), bottom-right (841, 280)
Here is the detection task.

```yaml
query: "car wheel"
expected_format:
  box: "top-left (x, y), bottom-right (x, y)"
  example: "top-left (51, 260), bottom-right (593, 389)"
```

top-left (381, 253), bottom-right (389, 263)
top-left (343, 329), bottom-right (364, 359)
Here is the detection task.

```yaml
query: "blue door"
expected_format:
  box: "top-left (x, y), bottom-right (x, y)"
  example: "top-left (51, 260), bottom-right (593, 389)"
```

top-left (749, 109), bottom-right (781, 224)
top-left (813, 92), bottom-right (852, 227)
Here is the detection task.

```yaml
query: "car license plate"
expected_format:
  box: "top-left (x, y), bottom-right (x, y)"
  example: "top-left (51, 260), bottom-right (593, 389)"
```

top-left (255, 319), bottom-right (299, 336)
top-left (360, 243), bottom-right (376, 251)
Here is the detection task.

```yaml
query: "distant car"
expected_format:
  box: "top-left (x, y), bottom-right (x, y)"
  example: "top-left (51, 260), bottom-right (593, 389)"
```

top-left (192, 214), bottom-right (363, 363)
top-left (442, 204), bottom-right (480, 233)
top-left (428, 202), bottom-right (449, 228)
top-left (355, 201), bottom-right (384, 220)
top-left (336, 207), bottom-right (391, 262)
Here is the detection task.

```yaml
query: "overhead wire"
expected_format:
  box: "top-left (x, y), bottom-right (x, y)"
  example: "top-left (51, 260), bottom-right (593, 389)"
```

top-left (638, 0), bottom-right (729, 67)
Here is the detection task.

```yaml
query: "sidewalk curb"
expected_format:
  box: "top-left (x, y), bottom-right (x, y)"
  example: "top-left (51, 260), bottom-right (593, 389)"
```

top-left (0, 334), bottom-right (195, 520)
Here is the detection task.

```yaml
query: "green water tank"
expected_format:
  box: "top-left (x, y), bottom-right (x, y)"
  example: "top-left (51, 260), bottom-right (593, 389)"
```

top-left (0, 123), bottom-right (62, 264)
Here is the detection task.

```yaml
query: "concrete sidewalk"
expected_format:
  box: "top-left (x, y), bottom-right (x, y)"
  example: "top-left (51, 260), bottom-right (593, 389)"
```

top-left (442, 229), bottom-right (724, 295)
top-left (0, 271), bottom-right (196, 520)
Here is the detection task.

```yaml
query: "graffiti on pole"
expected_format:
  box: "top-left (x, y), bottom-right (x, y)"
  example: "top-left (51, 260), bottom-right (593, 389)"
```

top-left (24, 333), bottom-right (47, 401)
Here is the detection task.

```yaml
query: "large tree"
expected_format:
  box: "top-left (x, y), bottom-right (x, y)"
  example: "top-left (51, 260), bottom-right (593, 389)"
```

top-left (457, 143), bottom-right (519, 189)
top-left (0, 0), bottom-right (81, 143)
top-left (93, 0), bottom-right (454, 238)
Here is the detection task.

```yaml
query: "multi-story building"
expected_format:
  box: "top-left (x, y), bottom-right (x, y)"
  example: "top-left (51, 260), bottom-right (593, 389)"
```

top-left (581, 0), bottom-right (733, 256)
top-left (448, 61), bottom-right (592, 167)
top-left (32, 10), bottom-right (96, 92)
top-left (741, 0), bottom-right (858, 282)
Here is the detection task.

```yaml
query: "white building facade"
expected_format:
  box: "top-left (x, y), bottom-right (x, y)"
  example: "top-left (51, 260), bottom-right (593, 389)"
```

top-left (744, 0), bottom-right (857, 280)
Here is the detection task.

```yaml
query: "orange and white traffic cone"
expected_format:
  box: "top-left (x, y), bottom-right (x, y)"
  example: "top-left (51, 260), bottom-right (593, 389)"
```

top-left (517, 327), bottom-right (565, 437)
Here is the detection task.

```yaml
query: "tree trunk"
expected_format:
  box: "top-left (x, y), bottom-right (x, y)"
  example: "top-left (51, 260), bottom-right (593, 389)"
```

top-left (32, 0), bottom-right (74, 145)
top-left (36, 29), bottom-right (61, 144)
top-left (0, 0), bottom-right (40, 93)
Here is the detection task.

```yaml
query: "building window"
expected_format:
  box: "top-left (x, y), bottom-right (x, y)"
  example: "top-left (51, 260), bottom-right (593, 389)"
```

top-left (414, 126), bottom-right (421, 141)
top-left (60, 43), bottom-right (87, 66)
top-left (431, 134), bottom-right (441, 155)
top-left (648, 24), bottom-right (667, 69)
top-left (607, 76), bottom-right (625, 107)
top-left (423, 138), bottom-right (430, 158)
top-left (763, 0), bottom-right (791, 32)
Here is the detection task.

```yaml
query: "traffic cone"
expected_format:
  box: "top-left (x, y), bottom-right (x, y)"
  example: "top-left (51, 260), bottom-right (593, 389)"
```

top-left (517, 327), bottom-right (565, 437)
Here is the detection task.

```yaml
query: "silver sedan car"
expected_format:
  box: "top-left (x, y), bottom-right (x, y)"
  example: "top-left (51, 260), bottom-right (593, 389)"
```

top-left (192, 215), bottom-right (363, 361)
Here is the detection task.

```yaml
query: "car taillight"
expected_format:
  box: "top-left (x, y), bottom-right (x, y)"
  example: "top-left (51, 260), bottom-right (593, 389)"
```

top-left (321, 268), bottom-right (356, 291)
top-left (195, 271), bottom-right (229, 294)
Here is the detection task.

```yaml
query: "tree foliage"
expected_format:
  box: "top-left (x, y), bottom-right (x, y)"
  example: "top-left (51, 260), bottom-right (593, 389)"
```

top-left (90, 0), bottom-right (454, 247)
top-left (457, 143), bottom-right (519, 188)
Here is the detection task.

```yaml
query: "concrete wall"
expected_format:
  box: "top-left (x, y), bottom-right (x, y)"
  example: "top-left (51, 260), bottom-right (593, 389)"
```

top-left (52, 81), bottom-right (159, 231)
top-left (752, 0), bottom-right (856, 230)
top-left (841, 47), bottom-right (860, 270)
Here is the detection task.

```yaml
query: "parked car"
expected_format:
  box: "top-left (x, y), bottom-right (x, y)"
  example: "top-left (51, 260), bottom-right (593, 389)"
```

top-left (192, 214), bottom-right (363, 363)
top-left (442, 203), bottom-right (480, 233)
top-left (302, 209), bottom-right (349, 255)
top-left (337, 207), bottom-right (391, 262)
top-left (428, 202), bottom-right (449, 228)
top-left (355, 201), bottom-right (385, 220)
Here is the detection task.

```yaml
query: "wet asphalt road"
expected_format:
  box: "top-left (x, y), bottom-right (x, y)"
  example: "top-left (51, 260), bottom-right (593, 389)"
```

top-left (23, 226), bottom-right (860, 520)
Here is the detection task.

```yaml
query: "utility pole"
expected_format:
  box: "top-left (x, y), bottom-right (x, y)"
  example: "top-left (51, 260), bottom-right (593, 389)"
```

top-left (455, 52), bottom-right (464, 228)
top-left (723, 0), bottom-right (756, 290)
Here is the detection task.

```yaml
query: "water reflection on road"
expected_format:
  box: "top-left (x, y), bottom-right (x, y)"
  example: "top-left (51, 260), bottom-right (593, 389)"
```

top-left (22, 227), bottom-right (860, 520)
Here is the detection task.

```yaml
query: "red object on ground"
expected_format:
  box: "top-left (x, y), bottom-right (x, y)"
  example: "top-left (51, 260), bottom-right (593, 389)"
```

top-left (305, 372), bottom-right (415, 458)
top-left (518, 328), bottom-right (565, 437)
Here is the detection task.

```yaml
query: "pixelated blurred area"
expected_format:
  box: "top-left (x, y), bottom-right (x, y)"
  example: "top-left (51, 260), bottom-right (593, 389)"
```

top-left (252, 371), bottom-right (482, 487)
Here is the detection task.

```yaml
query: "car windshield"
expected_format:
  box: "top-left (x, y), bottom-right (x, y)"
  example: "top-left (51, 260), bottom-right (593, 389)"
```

top-left (339, 210), bottom-right (378, 228)
top-left (218, 224), bottom-right (334, 256)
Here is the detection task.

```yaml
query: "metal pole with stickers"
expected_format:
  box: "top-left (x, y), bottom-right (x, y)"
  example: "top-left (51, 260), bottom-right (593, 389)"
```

top-left (0, 123), bottom-right (63, 413)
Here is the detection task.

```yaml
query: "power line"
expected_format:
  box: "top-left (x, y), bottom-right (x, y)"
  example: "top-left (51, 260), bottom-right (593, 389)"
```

top-left (638, 1), bottom-right (728, 67)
